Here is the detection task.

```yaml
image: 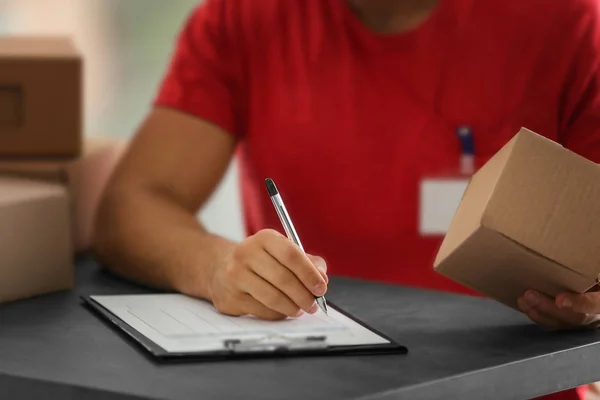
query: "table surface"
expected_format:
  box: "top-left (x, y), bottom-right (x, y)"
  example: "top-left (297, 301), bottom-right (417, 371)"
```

top-left (2, 255), bottom-right (600, 400)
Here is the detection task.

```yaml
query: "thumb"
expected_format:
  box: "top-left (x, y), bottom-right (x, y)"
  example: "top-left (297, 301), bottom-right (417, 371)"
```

top-left (307, 254), bottom-right (328, 281)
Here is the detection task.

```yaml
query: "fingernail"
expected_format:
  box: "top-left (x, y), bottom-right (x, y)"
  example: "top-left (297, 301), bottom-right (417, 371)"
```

top-left (308, 302), bottom-right (319, 314)
top-left (561, 298), bottom-right (573, 308)
top-left (313, 283), bottom-right (326, 296)
top-left (525, 291), bottom-right (539, 305)
top-left (314, 259), bottom-right (327, 272)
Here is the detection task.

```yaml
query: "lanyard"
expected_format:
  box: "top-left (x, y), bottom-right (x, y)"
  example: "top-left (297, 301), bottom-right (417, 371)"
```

top-left (457, 126), bottom-right (474, 175)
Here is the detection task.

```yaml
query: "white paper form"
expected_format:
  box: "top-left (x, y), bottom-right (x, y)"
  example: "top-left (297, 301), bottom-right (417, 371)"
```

top-left (91, 294), bottom-right (390, 353)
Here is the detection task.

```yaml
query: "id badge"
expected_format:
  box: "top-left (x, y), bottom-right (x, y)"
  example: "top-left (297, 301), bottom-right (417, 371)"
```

top-left (419, 155), bottom-right (473, 236)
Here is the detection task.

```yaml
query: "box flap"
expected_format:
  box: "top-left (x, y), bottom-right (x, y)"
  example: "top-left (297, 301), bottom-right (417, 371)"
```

top-left (481, 128), bottom-right (600, 281)
top-left (0, 36), bottom-right (79, 58)
top-left (434, 133), bottom-right (517, 266)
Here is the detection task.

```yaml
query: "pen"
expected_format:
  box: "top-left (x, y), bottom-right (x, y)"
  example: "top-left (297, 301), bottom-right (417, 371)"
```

top-left (265, 178), bottom-right (328, 315)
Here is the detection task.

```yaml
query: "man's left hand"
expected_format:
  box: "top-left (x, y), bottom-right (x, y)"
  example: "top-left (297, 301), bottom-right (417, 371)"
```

top-left (517, 290), bottom-right (600, 330)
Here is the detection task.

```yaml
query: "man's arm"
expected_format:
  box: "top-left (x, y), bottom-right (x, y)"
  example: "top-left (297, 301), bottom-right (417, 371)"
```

top-left (93, 1), bottom-right (328, 319)
top-left (92, 0), bottom-right (242, 300)
top-left (93, 107), bottom-right (237, 301)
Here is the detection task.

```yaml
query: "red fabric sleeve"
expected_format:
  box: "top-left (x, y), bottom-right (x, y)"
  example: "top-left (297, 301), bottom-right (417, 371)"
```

top-left (153, 0), bottom-right (243, 137)
top-left (559, 0), bottom-right (600, 162)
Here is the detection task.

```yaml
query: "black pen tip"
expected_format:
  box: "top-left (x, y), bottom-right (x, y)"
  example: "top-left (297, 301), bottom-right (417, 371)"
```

top-left (265, 178), bottom-right (278, 196)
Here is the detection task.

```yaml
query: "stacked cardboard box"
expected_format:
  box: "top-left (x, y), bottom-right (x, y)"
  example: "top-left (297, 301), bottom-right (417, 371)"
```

top-left (0, 36), bottom-right (126, 303)
top-left (0, 136), bottom-right (128, 252)
top-left (0, 176), bottom-right (73, 303)
top-left (0, 36), bottom-right (81, 157)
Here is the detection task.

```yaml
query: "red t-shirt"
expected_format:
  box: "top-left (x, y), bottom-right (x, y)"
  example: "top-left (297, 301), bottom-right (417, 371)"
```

top-left (155, 1), bottom-right (600, 399)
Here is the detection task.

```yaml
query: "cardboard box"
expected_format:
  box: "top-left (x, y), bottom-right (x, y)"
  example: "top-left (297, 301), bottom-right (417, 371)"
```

top-left (0, 176), bottom-right (73, 303)
top-left (434, 128), bottom-right (600, 310)
top-left (0, 36), bottom-right (82, 158)
top-left (0, 136), bottom-right (127, 252)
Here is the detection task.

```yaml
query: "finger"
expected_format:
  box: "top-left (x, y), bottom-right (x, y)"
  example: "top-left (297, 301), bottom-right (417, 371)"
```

top-left (517, 296), bottom-right (533, 313)
top-left (237, 268), bottom-right (304, 318)
top-left (262, 233), bottom-right (327, 297)
top-left (524, 306), bottom-right (564, 330)
top-left (556, 292), bottom-right (600, 315)
top-left (518, 297), bottom-right (565, 329)
top-left (307, 254), bottom-right (327, 273)
top-left (317, 268), bottom-right (328, 283)
top-left (307, 254), bottom-right (328, 283)
top-left (238, 293), bottom-right (288, 321)
top-left (250, 250), bottom-right (317, 313)
top-left (522, 290), bottom-right (591, 327)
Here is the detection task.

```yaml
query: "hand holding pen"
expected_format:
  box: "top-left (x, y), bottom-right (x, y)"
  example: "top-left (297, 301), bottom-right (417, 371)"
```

top-left (207, 182), bottom-right (328, 320)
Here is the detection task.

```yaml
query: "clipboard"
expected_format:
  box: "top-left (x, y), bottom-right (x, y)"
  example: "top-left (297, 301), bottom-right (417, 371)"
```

top-left (81, 294), bottom-right (407, 361)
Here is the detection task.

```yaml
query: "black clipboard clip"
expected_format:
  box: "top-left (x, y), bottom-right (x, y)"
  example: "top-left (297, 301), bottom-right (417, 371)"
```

top-left (223, 334), bottom-right (328, 353)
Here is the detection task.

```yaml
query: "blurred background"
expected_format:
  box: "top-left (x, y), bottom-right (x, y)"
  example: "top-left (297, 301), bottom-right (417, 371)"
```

top-left (0, 0), bottom-right (245, 242)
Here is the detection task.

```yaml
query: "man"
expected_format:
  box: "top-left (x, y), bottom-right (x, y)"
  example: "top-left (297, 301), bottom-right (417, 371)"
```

top-left (94, 1), bottom-right (600, 398)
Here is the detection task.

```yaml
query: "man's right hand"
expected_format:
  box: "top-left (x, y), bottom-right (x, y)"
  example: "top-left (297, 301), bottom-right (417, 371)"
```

top-left (209, 229), bottom-right (328, 320)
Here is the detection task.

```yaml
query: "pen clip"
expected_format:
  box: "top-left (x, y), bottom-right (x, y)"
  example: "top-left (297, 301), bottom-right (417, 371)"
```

top-left (223, 334), bottom-right (328, 353)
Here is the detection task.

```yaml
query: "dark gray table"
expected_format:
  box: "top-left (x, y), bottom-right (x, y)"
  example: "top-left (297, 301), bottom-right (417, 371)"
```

top-left (2, 255), bottom-right (600, 400)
